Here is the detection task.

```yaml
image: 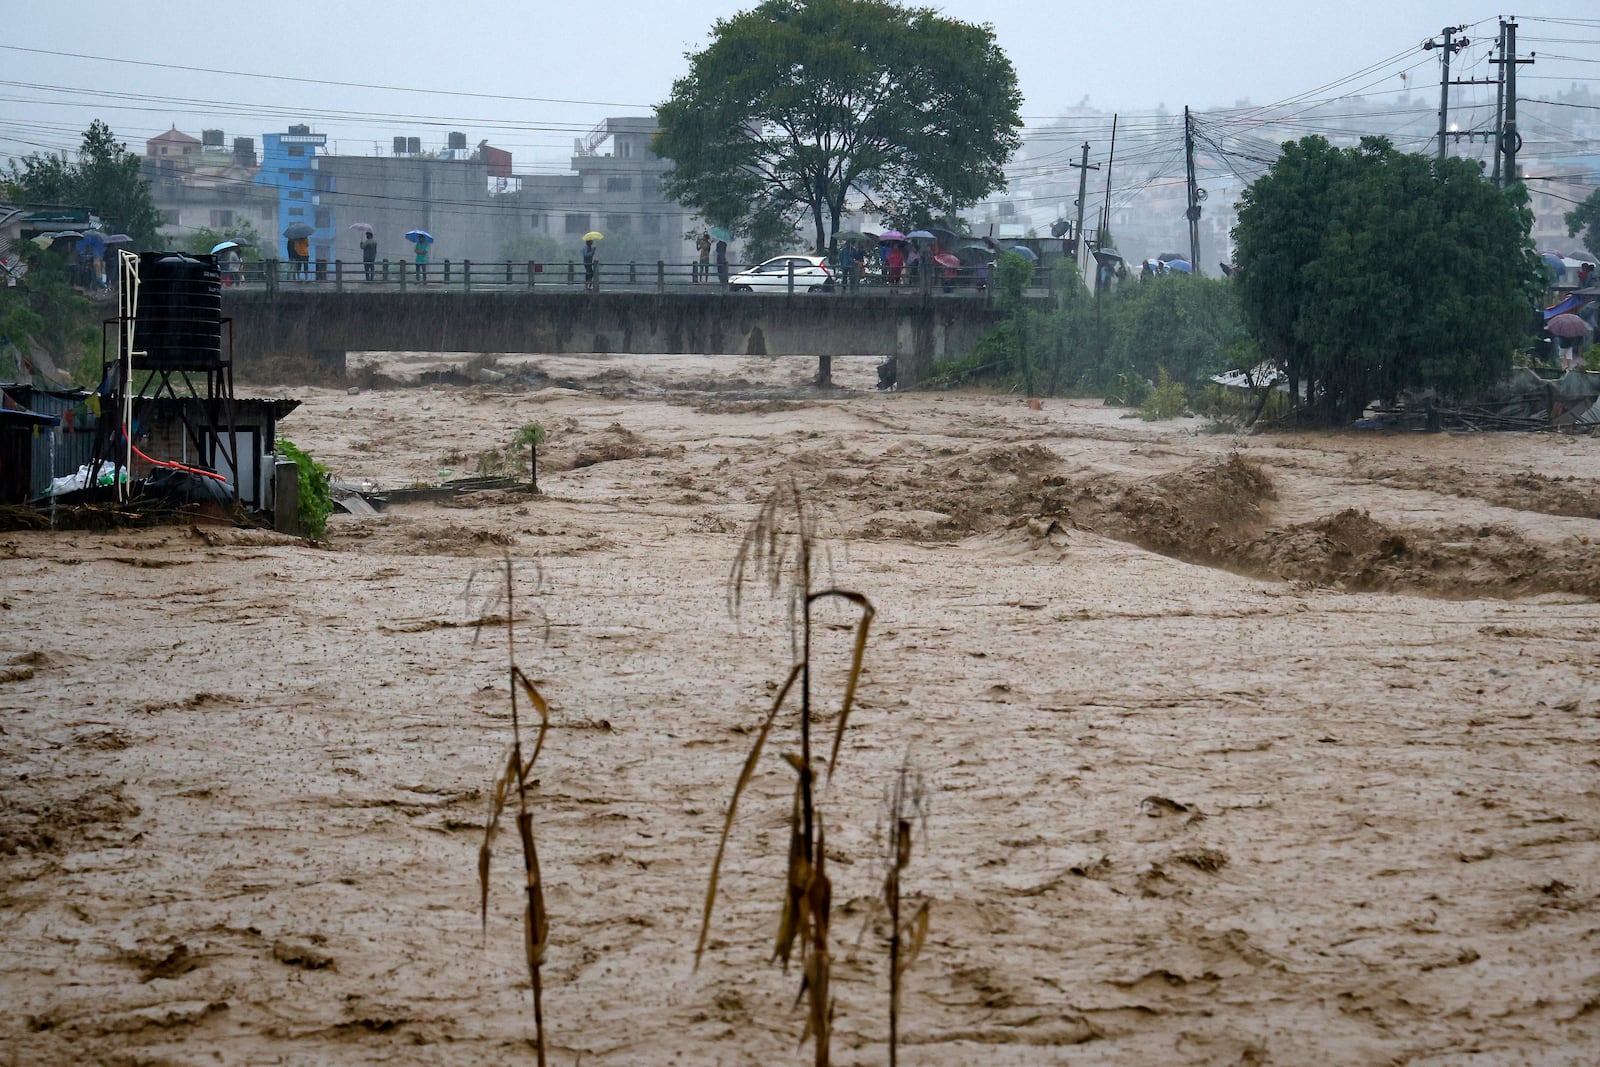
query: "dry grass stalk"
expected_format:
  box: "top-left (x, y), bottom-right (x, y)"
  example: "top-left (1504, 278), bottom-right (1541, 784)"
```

top-left (476, 559), bottom-right (553, 1066)
top-left (882, 755), bottom-right (930, 1067)
top-left (699, 482), bottom-right (875, 1067)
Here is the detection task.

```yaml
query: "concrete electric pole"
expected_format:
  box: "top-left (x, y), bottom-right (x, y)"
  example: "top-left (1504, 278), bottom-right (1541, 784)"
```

top-left (1070, 142), bottom-right (1099, 278)
top-left (1425, 25), bottom-right (1469, 161)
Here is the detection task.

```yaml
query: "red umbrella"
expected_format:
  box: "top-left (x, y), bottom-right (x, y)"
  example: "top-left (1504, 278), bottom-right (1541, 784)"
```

top-left (1548, 313), bottom-right (1592, 339)
top-left (932, 253), bottom-right (961, 269)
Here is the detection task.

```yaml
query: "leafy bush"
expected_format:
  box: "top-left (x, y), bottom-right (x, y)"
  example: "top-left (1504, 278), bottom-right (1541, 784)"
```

top-left (1138, 368), bottom-right (1188, 421)
top-left (277, 439), bottom-right (332, 538)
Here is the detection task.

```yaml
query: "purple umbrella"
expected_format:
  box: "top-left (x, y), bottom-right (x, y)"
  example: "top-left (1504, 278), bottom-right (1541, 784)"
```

top-left (878, 230), bottom-right (906, 242)
top-left (1548, 313), bottom-right (1592, 339)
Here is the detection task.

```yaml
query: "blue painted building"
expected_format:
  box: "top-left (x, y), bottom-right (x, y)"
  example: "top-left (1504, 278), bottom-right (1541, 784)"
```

top-left (256, 125), bottom-right (331, 263)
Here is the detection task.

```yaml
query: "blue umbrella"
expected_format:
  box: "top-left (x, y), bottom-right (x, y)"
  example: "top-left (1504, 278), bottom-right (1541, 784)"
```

top-left (906, 229), bottom-right (936, 240)
top-left (79, 233), bottom-right (107, 257)
top-left (211, 240), bottom-right (241, 254)
top-left (1166, 258), bottom-right (1194, 273)
top-left (1006, 246), bottom-right (1039, 261)
top-left (405, 229), bottom-right (433, 244)
top-left (1542, 252), bottom-right (1566, 280)
top-left (708, 225), bottom-right (732, 243)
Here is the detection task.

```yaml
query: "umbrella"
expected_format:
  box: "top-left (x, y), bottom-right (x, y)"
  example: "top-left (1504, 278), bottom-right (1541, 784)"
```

top-left (932, 253), bottom-right (962, 269)
top-left (211, 240), bottom-right (241, 254)
top-left (835, 229), bottom-right (872, 242)
top-left (105, 234), bottom-right (133, 244)
top-left (79, 233), bottom-right (107, 256)
top-left (1006, 246), bottom-right (1039, 261)
top-left (707, 225), bottom-right (731, 243)
top-left (1548, 313), bottom-right (1592, 339)
top-left (581, 230), bottom-right (604, 242)
top-left (1165, 258), bottom-right (1194, 273)
top-left (1542, 252), bottom-right (1567, 279)
top-left (348, 222), bottom-right (374, 232)
top-left (878, 230), bottom-right (906, 242)
top-left (906, 229), bottom-right (937, 240)
top-left (928, 226), bottom-right (960, 247)
top-left (405, 229), bottom-right (433, 243)
top-left (955, 245), bottom-right (996, 265)
top-left (53, 230), bottom-right (84, 240)
top-left (30, 234), bottom-right (53, 249)
top-left (1157, 252), bottom-right (1187, 262)
top-left (284, 222), bottom-right (315, 239)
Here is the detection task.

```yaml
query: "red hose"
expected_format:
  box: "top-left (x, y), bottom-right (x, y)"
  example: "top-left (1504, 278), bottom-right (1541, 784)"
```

top-left (125, 434), bottom-right (230, 483)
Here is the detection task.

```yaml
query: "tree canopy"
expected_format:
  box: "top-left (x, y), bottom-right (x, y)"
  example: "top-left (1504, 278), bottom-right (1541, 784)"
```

top-left (653, 0), bottom-right (1022, 253)
top-left (2, 120), bottom-right (163, 246)
top-left (1565, 187), bottom-right (1600, 261)
top-left (1233, 136), bottom-right (1538, 424)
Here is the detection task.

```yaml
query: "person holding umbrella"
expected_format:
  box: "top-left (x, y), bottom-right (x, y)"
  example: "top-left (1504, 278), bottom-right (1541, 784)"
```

top-left (581, 230), bottom-right (603, 292)
top-left (406, 230), bottom-right (433, 282)
top-left (360, 229), bottom-right (378, 282)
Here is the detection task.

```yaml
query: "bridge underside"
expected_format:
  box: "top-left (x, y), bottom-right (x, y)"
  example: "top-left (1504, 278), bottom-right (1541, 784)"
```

top-left (221, 290), bottom-right (1004, 385)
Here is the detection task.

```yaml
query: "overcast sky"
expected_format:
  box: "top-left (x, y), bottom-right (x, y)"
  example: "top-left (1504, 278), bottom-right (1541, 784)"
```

top-left (3, 1), bottom-right (1594, 171)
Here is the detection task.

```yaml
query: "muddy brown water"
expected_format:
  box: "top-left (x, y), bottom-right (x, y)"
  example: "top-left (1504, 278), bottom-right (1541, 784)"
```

top-left (3, 352), bottom-right (1598, 1064)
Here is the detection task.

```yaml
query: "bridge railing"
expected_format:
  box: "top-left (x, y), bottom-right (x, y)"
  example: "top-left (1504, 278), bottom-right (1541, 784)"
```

top-left (233, 258), bottom-right (1056, 301)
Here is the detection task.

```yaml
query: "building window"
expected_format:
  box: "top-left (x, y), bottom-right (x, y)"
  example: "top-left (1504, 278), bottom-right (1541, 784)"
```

top-left (159, 146), bottom-right (168, 156)
top-left (209, 210), bottom-right (234, 228)
top-left (606, 176), bottom-right (632, 192)
top-left (314, 209), bottom-right (331, 228)
top-left (288, 170), bottom-right (306, 181)
top-left (564, 213), bottom-right (591, 235)
top-left (288, 146), bottom-right (305, 157)
top-left (289, 190), bottom-right (305, 200)
top-left (288, 207), bottom-right (305, 218)
top-left (529, 213), bottom-right (546, 230)
top-left (641, 215), bottom-right (661, 235)
top-left (260, 206), bottom-right (276, 220)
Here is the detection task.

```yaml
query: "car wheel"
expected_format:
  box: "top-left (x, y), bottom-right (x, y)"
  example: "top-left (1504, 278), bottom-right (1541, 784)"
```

top-left (732, 285), bottom-right (753, 292)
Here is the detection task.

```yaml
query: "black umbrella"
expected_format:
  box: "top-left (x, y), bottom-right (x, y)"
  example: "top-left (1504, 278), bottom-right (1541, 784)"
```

top-left (955, 244), bottom-right (997, 264)
top-left (283, 222), bottom-right (315, 240)
top-left (1157, 252), bottom-right (1186, 263)
top-left (928, 226), bottom-right (960, 248)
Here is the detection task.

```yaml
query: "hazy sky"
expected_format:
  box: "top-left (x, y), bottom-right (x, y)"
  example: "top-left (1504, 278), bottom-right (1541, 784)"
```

top-left (3, 1), bottom-right (1594, 171)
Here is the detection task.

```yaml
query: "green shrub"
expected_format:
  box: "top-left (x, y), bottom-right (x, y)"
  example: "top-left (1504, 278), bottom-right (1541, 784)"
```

top-left (277, 439), bottom-right (332, 538)
top-left (1138, 368), bottom-right (1188, 421)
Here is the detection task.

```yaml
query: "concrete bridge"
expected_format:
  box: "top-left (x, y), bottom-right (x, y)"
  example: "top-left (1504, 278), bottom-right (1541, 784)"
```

top-left (219, 289), bottom-right (1013, 385)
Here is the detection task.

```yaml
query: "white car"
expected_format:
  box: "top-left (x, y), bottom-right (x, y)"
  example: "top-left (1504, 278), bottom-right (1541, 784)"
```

top-left (728, 254), bottom-right (832, 293)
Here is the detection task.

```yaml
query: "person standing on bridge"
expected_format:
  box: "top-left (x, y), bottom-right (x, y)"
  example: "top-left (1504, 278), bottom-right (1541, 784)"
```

top-left (413, 238), bottom-right (429, 283)
top-left (583, 237), bottom-right (598, 292)
top-left (715, 238), bottom-right (729, 289)
top-left (695, 231), bottom-right (711, 283)
top-left (360, 230), bottom-right (378, 282)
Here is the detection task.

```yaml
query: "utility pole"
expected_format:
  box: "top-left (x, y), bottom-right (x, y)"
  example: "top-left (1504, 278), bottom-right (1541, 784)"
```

top-left (1492, 19), bottom-right (1534, 186)
top-left (1184, 107), bottom-right (1201, 274)
top-left (1070, 142), bottom-right (1098, 279)
top-left (1491, 22), bottom-right (1506, 185)
top-left (1425, 25), bottom-right (1469, 161)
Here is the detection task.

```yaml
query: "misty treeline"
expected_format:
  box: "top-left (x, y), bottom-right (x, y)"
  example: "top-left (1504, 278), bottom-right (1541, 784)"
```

top-left (934, 254), bottom-right (1255, 419)
top-left (950, 136), bottom-right (1546, 426)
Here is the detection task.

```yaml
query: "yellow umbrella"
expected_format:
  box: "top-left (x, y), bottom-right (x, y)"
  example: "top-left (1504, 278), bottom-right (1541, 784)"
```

top-left (582, 231), bottom-right (604, 241)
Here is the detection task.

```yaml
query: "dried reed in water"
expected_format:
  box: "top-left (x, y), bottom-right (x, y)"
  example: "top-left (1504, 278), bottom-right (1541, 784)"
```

top-left (477, 559), bottom-right (553, 1065)
top-left (883, 756), bottom-right (930, 1067)
top-left (698, 482), bottom-right (875, 1067)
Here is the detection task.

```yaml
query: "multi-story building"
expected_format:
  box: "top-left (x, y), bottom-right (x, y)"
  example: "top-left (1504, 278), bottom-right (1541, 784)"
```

top-left (144, 129), bottom-right (273, 245)
top-left (257, 125), bottom-right (331, 262)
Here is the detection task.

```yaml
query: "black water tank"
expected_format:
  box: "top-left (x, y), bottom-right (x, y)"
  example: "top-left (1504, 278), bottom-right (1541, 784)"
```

top-left (133, 252), bottom-right (222, 371)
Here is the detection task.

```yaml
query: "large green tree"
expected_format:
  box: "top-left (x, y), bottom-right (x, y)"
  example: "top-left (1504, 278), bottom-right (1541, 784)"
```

top-left (1565, 187), bottom-right (1600, 261)
top-left (1234, 136), bottom-right (1538, 424)
top-left (3, 120), bottom-right (162, 245)
top-left (653, 0), bottom-right (1022, 253)
top-left (1109, 273), bottom-right (1244, 390)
